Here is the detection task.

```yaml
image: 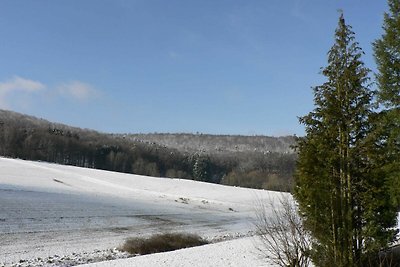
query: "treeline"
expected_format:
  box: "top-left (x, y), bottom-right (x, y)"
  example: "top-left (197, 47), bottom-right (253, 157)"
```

top-left (0, 110), bottom-right (296, 191)
top-left (124, 133), bottom-right (294, 154)
top-left (219, 151), bottom-right (296, 191)
top-left (0, 110), bottom-right (195, 178)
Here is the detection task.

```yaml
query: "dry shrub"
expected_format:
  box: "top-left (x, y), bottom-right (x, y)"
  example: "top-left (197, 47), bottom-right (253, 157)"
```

top-left (362, 245), bottom-right (400, 267)
top-left (254, 194), bottom-right (312, 267)
top-left (121, 233), bottom-right (208, 255)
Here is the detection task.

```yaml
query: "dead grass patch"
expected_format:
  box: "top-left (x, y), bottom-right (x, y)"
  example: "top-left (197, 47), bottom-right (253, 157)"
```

top-left (121, 232), bottom-right (208, 255)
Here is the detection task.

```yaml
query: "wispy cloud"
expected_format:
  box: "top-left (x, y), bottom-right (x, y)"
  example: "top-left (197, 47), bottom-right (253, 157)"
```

top-left (57, 81), bottom-right (99, 101)
top-left (0, 76), bottom-right (101, 110)
top-left (0, 76), bottom-right (45, 93)
top-left (0, 76), bottom-right (45, 108)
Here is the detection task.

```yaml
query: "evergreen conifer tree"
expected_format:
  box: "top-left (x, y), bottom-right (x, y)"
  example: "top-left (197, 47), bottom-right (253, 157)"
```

top-left (295, 13), bottom-right (398, 266)
top-left (374, 0), bottom-right (400, 108)
top-left (373, 0), bottom-right (400, 209)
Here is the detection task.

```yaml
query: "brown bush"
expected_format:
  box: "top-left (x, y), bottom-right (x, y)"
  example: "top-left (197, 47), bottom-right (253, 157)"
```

top-left (121, 233), bottom-right (208, 255)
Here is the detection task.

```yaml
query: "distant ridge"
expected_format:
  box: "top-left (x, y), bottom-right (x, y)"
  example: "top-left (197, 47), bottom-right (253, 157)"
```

top-left (0, 110), bottom-right (295, 154)
top-left (117, 133), bottom-right (295, 155)
top-left (0, 109), bottom-right (297, 191)
top-left (0, 109), bottom-right (99, 134)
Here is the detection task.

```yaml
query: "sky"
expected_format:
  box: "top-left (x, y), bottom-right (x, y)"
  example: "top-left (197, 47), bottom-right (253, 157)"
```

top-left (0, 0), bottom-right (389, 136)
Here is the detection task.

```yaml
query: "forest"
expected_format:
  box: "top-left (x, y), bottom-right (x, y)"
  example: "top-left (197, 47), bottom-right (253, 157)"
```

top-left (0, 109), bottom-right (296, 191)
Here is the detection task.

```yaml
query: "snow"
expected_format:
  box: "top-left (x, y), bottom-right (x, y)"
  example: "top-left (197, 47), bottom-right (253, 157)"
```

top-left (0, 157), bottom-right (280, 266)
top-left (82, 237), bottom-right (265, 267)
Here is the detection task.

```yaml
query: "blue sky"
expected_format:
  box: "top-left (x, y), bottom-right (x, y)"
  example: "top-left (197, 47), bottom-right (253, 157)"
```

top-left (0, 0), bottom-right (388, 136)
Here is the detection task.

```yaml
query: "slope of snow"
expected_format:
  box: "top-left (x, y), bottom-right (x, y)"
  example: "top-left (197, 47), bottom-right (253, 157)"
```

top-left (0, 157), bottom-right (281, 266)
top-left (82, 237), bottom-right (266, 267)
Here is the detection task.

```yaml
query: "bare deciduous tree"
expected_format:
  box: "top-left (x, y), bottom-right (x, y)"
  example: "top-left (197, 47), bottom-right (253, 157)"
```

top-left (254, 194), bottom-right (312, 267)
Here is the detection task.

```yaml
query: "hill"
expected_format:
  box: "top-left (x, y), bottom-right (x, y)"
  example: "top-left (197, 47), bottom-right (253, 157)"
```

top-left (0, 109), bottom-right (297, 190)
top-left (0, 157), bottom-right (279, 266)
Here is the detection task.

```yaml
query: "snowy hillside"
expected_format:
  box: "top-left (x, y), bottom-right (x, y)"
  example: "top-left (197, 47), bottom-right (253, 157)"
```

top-left (0, 157), bottom-right (281, 266)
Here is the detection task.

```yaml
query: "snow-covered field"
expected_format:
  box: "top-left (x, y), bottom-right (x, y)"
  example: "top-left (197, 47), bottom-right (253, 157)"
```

top-left (0, 157), bottom-right (280, 266)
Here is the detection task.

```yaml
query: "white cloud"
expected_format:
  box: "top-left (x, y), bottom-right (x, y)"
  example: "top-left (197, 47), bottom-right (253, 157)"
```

top-left (0, 76), bottom-right (45, 93)
top-left (0, 77), bottom-right (100, 109)
top-left (0, 76), bottom-right (45, 108)
top-left (57, 81), bottom-right (99, 101)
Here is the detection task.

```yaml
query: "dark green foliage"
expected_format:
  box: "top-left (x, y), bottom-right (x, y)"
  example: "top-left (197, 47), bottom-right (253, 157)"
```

top-left (373, 0), bottom-right (400, 211)
top-left (190, 153), bottom-right (212, 182)
top-left (366, 110), bottom-right (400, 211)
top-left (120, 233), bottom-right (208, 255)
top-left (373, 0), bottom-right (400, 108)
top-left (295, 14), bottom-right (398, 267)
